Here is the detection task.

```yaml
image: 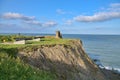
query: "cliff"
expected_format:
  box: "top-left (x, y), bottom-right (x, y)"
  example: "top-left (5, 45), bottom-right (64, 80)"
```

top-left (17, 39), bottom-right (120, 80)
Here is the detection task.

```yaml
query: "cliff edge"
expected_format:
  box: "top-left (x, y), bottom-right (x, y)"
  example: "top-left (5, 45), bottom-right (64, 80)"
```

top-left (18, 39), bottom-right (120, 80)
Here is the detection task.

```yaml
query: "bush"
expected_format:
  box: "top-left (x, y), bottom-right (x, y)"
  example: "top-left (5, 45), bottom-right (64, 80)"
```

top-left (0, 52), bottom-right (57, 80)
top-left (0, 35), bottom-right (15, 43)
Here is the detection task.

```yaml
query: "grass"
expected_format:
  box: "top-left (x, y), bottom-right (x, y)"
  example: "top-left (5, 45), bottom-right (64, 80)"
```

top-left (0, 52), bottom-right (57, 80)
top-left (0, 35), bottom-right (34, 43)
top-left (26, 37), bottom-right (71, 45)
top-left (0, 34), bottom-right (71, 45)
top-left (0, 34), bottom-right (70, 45)
top-left (0, 44), bottom-right (23, 58)
top-left (0, 36), bottom-right (72, 80)
top-left (0, 37), bottom-right (72, 57)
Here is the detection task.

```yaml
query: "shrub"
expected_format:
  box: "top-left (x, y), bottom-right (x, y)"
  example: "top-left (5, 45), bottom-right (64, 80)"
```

top-left (0, 52), bottom-right (57, 80)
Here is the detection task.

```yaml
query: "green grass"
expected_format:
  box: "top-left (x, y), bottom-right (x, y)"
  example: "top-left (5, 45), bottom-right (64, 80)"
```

top-left (0, 37), bottom-right (71, 55)
top-left (0, 52), bottom-right (57, 80)
top-left (0, 34), bottom-right (71, 45)
top-left (26, 37), bottom-right (71, 45)
top-left (0, 44), bottom-right (23, 58)
top-left (0, 35), bottom-right (34, 43)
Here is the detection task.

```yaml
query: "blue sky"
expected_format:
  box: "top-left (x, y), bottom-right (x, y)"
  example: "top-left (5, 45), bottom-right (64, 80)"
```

top-left (0, 0), bottom-right (120, 34)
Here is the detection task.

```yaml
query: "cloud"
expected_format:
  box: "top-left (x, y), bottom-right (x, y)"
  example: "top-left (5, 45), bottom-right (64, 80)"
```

top-left (24, 20), bottom-right (42, 26)
top-left (1, 12), bottom-right (35, 21)
top-left (73, 3), bottom-right (120, 22)
top-left (56, 9), bottom-right (72, 15)
top-left (24, 20), bottom-right (58, 27)
top-left (42, 21), bottom-right (58, 27)
top-left (0, 12), bottom-right (58, 27)
top-left (110, 3), bottom-right (120, 8)
top-left (65, 20), bottom-right (73, 25)
top-left (74, 12), bottom-right (120, 22)
top-left (107, 3), bottom-right (120, 12)
top-left (56, 9), bottom-right (66, 14)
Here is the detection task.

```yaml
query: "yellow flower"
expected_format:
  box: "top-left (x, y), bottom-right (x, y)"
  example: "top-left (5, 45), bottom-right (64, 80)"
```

top-left (3, 40), bottom-right (6, 43)
top-left (34, 72), bottom-right (36, 74)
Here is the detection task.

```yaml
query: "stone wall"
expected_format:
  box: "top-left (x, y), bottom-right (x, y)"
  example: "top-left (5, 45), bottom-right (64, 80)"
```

top-left (26, 38), bottom-right (40, 42)
top-left (13, 40), bottom-right (25, 44)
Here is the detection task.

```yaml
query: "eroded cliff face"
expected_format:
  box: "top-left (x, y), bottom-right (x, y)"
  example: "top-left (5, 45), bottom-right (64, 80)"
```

top-left (18, 40), bottom-right (107, 80)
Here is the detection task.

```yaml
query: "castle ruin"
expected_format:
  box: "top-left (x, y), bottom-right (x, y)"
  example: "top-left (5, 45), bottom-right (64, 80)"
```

top-left (56, 31), bottom-right (62, 38)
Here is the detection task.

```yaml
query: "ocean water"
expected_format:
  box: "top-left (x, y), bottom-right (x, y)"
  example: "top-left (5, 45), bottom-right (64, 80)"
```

top-left (62, 34), bottom-right (120, 72)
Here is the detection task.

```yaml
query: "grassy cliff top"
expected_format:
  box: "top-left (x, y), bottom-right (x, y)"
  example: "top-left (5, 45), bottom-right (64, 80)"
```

top-left (0, 37), bottom-right (74, 48)
top-left (0, 34), bottom-right (81, 58)
top-left (0, 37), bottom-right (77, 57)
top-left (0, 35), bottom-right (71, 45)
top-left (26, 37), bottom-right (71, 45)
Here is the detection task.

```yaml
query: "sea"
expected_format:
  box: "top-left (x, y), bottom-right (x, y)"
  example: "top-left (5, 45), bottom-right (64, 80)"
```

top-left (1, 33), bottom-right (120, 72)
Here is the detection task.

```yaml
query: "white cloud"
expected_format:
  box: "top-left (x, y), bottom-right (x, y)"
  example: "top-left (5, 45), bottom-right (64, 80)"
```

top-left (43, 21), bottom-right (58, 27)
top-left (65, 20), bottom-right (73, 25)
top-left (107, 3), bottom-right (120, 12)
top-left (0, 12), bottom-right (58, 27)
top-left (56, 9), bottom-right (72, 15)
top-left (110, 3), bottom-right (120, 8)
top-left (73, 3), bottom-right (120, 22)
top-left (1, 12), bottom-right (35, 21)
top-left (74, 12), bottom-right (120, 22)
top-left (24, 21), bottom-right (58, 27)
top-left (24, 20), bottom-right (42, 26)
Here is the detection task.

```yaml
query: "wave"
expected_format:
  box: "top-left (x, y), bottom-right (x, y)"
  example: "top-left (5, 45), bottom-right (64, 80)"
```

top-left (88, 53), bottom-right (120, 74)
top-left (100, 66), bottom-right (120, 74)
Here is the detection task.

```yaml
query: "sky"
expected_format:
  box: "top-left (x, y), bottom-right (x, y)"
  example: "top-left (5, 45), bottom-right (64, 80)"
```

top-left (0, 0), bottom-right (120, 34)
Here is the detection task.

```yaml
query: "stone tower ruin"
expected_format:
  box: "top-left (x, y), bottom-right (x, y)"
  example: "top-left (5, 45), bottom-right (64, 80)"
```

top-left (56, 31), bottom-right (62, 38)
